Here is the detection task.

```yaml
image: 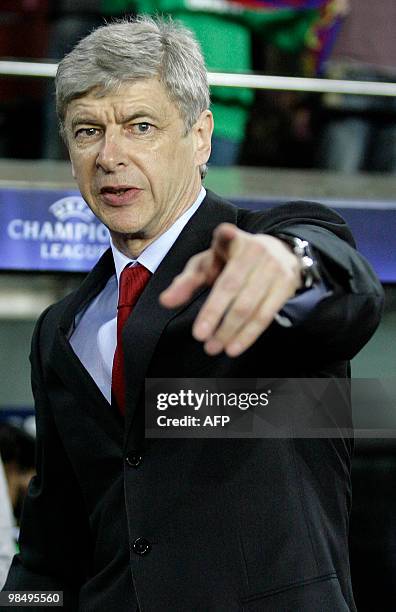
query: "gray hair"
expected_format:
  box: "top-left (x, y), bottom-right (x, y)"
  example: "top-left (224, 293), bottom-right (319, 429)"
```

top-left (56, 15), bottom-right (210, 135)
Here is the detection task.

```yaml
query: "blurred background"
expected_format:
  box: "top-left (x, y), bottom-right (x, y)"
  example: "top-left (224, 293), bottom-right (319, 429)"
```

top-left (0, 1), bottom-right (395, 609)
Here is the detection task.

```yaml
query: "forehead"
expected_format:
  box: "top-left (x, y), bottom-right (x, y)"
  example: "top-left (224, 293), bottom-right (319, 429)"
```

top-left (65, 78), bottom-right (180, 124)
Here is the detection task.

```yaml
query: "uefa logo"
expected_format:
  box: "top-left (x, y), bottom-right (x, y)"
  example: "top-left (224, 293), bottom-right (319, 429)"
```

top-left (49, 196), bottom-right (94, 222)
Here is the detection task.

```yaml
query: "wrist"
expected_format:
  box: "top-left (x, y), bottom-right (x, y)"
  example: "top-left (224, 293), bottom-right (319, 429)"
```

top-left (276, 234), bottom-right (321, 290)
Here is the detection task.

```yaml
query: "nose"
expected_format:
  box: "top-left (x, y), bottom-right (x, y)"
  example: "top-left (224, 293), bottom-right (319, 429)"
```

top-left (96, 131), bottom-right (128, 172)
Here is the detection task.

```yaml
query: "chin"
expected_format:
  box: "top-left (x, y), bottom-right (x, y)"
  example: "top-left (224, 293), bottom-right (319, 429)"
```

top-left (102, 210), bottom-right (147, 233)
top-left (108, 219), bottom-right (150, 239)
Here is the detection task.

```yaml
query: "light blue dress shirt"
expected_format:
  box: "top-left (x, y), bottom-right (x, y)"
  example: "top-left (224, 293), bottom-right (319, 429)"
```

top-left (70, 187), bottom-right (328, 404)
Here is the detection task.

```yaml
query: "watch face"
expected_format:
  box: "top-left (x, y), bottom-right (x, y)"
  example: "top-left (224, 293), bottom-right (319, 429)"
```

top-left (276, 234), bottom-right (321, 288)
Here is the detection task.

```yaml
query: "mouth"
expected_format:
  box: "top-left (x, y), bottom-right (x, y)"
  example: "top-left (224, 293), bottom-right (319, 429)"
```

top-left (99, 185), bottom-right (142, 206)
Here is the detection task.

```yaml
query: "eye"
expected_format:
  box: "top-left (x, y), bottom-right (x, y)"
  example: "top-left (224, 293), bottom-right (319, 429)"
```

top-left (75, 127), bottom-right (100, 140)
top-left (130, 122), bottom-right (153, 135)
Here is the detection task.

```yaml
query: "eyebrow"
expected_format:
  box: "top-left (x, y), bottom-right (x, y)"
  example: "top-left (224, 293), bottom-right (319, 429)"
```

top-left (119, 111), bottom-right (158, 123)
top-left (70, 111), bottom-right (158, 131)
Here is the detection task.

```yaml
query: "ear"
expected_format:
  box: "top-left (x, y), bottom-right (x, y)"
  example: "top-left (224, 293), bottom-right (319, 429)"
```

top-left (70, 158), bottom-right (76, 179)
top-left (192, 110), bottom-right (214, 167)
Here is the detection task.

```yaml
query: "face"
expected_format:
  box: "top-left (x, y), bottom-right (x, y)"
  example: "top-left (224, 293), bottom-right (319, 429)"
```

top-left (65, 79), bottom-right (213, 257)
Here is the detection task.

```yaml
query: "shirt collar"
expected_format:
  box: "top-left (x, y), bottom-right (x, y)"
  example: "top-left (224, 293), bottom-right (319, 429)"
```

top-left (111, 186), bottom-right (206, 284)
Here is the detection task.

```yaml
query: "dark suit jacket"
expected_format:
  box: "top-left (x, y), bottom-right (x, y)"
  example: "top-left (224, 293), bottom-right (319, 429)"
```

top-left (3, 191), bottom-right (384, 611)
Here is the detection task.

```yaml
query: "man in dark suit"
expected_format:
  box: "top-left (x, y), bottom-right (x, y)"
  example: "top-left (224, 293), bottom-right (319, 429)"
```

top-left (3, 16), bottom-right (383, 612)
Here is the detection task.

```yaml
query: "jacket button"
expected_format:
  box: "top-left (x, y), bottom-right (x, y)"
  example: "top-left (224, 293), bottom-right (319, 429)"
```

top-left (133, 537), bottom-right (151, 556)
top-left (125, 453), bottom-right (143, 468)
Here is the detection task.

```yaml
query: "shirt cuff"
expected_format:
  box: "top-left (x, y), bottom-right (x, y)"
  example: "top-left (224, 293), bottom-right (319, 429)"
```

top-left (275, 280), bottom-right (331, 328)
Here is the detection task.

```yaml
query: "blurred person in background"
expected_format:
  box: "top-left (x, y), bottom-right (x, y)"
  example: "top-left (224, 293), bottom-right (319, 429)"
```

top-left (135, 1), bottom-right (342, 167)
top-left (236, 0), bottom-right (347, 168)
top-left (0, 423), bottom-right (36, 524)
top-left (316, 0), bottom-right (396, 173)
top-left (0, 0), bottom-right (49, 159)
top-left (0, 455), bottom-right (15, 590)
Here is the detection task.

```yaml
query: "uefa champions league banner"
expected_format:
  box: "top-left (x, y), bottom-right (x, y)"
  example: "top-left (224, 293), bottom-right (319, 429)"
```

top-left (0, 187), bottom-right (394, 279)
top-left (0, 188), bottom-right (110, 272)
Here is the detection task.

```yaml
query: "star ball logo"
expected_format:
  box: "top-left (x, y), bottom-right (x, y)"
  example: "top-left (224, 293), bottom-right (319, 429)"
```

top-left (49, 196), bottom-right (95, 222)
top-left (7, 195), bottom-right (109, 262)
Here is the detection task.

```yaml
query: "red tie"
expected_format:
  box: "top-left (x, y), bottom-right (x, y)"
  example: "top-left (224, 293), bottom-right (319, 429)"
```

top-left (112, 263), bottom-right (151, 415)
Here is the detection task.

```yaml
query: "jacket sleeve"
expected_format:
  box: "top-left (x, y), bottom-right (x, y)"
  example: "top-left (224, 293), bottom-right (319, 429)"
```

top-left (2, 308), bottom-right (92, 611)
top-left (272, 217), bottom-right (384, 360)
top-left (241, 199), bottom-right (384, 360)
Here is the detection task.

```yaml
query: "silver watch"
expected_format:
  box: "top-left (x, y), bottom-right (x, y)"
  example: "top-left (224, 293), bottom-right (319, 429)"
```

top-left (276, 234), bottom-right (321, 289)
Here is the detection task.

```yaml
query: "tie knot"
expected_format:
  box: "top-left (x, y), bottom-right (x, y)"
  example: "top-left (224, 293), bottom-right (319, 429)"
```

top-left (118, 263), bottom-right (151, 309)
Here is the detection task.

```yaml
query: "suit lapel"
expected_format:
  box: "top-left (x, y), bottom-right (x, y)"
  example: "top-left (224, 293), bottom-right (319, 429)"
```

top-left (123, 192), bottom-right (238, 446)
top-left (50, 249), bottom-right (124, 446)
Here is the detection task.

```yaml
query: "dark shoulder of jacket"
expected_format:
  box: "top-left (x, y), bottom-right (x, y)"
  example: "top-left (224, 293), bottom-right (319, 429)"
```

top-left (233, 199), bottom-right (355, 248)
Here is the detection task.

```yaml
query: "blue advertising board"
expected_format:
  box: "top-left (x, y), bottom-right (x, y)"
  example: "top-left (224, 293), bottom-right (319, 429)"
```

top-left (0, 187), bottom-right (394, 281)
top-left (0, 188), bottom-right (109, 272)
